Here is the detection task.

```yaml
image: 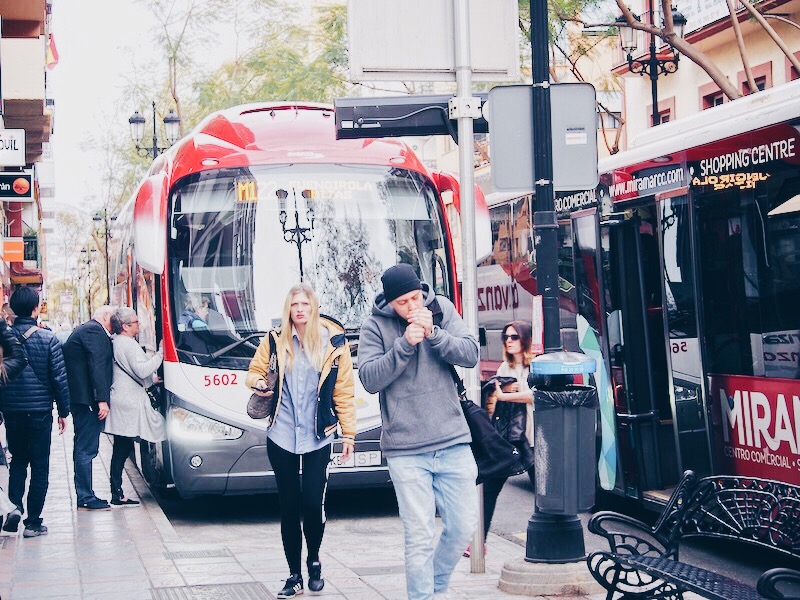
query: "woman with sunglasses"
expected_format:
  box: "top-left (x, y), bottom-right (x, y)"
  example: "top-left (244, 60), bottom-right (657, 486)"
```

top-left (465, 320), bottom-right (536, 557)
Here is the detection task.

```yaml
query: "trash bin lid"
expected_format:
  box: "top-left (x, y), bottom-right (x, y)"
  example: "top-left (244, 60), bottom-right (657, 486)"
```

top-left (530, 351), bottom-right (596, 375)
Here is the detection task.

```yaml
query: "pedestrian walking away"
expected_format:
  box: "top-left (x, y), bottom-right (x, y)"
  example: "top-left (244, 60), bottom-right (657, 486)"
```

top-left (104, 307), bottom-right (166, 507)
top-left (1, 287), bottom-right (71, 538)
top-left (465, 320), bottom-right (537, 558)
top-left (62, 305), bottom-right (114, 511)
top-left (0, 319), bottom-right (28, 532)
top-left (246, 283), bottom-right (356, 599)
top-left (358, 263), bottom-right (480, 600)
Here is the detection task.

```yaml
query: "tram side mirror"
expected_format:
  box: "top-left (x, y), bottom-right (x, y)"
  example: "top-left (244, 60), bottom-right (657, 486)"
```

top-left (134, 173), bottom-right (169, 274)
top-left (432, 171), bottom-right (492, 264)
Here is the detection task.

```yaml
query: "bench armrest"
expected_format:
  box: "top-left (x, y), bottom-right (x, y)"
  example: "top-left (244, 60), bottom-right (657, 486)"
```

top-left (588, 511), bottom-right (672, 558)
top-left (758, 568), bottom-right (800, 600)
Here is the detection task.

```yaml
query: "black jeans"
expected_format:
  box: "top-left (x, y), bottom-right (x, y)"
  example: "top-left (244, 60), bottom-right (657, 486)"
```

top-left (4, 411), bottom-right (53, 527)
top-left (110, 435), bottom-right (135, 499)
top-left (267, 438), bottom-right (331, 574)
top-left (72, 404), bottom-right (105, 504)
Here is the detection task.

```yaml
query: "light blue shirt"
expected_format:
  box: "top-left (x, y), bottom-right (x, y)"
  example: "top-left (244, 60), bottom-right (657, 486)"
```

top-left (267, 326), bottom-right (331, 454)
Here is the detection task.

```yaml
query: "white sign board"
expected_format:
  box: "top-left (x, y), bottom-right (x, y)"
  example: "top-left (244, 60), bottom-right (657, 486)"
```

top-left (348, 0), bottom-right (519, 82)
top-left (488, 83), bottom-right (599, 192)
top-left (0, 129), bottom-right (25, 167)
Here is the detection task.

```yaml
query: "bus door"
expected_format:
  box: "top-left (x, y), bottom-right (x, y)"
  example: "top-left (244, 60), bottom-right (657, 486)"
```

top-left (600, 203), bottom-right (680, 500)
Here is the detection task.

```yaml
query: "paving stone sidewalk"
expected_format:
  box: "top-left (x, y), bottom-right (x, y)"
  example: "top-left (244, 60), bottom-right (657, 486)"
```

top-left (0, 420), bottom-right (633, 600)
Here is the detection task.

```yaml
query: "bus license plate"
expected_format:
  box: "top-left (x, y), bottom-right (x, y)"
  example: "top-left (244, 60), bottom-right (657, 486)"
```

top-left (331, 450), bottom-right (382, 468)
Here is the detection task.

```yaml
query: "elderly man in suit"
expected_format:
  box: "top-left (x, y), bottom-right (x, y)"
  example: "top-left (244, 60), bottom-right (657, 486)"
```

top-left (62, 306), bottom-right (114, 511)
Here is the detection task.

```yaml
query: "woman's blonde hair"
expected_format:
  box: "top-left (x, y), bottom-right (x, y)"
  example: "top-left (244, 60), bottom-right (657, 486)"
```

top-left (277, 283), bottom-right (324, 372)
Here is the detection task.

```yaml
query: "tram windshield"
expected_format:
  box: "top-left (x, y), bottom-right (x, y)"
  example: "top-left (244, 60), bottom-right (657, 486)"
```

top-left (167, 164), bottom-right (450, 367)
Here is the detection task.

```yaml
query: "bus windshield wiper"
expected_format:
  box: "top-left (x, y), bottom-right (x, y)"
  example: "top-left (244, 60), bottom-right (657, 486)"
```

top-left (176, 332), bottom-right (268, 366)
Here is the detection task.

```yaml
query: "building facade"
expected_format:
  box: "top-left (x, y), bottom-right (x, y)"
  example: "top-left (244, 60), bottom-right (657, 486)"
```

top-left (0, 0), bottom-right (52, 305)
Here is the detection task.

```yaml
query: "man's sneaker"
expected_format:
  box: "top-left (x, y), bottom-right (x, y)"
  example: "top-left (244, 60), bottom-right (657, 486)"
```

top-left (77, 498), bottom-right (111, 511)
top-left (2, 508), bottom-right (21, 533)
top-left (22, 524), bottom-right (48, 538)
top-left (307, 560), bottom-right (324, 592)
top-left (277, 573), bottom-right (304, 598)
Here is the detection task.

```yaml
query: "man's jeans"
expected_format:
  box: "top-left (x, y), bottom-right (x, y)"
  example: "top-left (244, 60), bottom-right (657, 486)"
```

top-left (4, 411), bottom-right (53, 527)
top-left (72, 404), bottom-right (105, 504)
top-left (387, 443), bottom-right (478, 600)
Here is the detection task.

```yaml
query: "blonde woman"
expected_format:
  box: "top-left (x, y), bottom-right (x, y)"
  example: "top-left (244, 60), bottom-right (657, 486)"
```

top-left (246, 283), bottom-right (356, 599)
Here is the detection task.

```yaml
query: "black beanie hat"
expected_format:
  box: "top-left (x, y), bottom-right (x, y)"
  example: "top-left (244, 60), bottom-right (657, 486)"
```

top-left (381, 264), bottom-right (422, 303)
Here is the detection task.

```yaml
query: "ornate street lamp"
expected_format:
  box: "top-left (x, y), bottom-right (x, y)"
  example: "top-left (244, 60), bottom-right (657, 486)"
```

top-left (277, 188), bottom-right (315, 282)
top-left (92, 208), bottom-right (117, 305)
top-left (616, 6), bottom-right (688, 126)
top-left (128, 101), bottom-right (182, 159)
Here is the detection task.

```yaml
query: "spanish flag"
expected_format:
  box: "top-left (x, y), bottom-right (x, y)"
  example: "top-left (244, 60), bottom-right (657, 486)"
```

top-left (46, 34), bottom-right (59, 70)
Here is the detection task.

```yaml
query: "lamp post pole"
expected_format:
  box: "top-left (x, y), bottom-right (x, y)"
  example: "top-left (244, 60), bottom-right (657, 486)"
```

top-left (93, 208), bottom-right (114, 305)
top-left (648, 31), bottom-right (661, 126)
top-left (150, 101), bottom-right (159, 160)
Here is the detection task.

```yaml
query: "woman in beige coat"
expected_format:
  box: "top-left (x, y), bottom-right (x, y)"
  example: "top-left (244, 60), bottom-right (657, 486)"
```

top-left (105, 307), bottom-right (165, 506)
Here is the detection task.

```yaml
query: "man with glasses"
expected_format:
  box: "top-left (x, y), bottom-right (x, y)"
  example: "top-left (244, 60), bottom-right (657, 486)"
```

top-left (358, 263), bottom-right (479, 600)
top-left (62, 306), bottom-right (115, 511)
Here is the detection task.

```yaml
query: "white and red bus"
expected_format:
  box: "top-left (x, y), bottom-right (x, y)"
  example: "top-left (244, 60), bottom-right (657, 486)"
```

top-left (111, 102), bottom-right (489, 498)
top-left (478, 79), bottom-right (800, 508)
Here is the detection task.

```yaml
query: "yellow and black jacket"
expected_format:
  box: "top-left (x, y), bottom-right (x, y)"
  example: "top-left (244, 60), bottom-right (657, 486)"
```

top-left (246, 316), bottom-right (356, 443)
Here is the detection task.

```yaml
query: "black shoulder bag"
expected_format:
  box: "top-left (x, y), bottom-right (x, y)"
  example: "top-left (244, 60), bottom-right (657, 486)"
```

top-left (447, 365), bottom-right (532, 484)
top-left (114, 357), bottom-right (161, 411)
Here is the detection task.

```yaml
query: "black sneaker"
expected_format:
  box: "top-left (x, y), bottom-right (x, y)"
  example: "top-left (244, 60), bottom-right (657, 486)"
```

top-left (2, 508), bottom-right (21, 532)
top-left (111, 497), bottom-right (141, 507)
top-left (77, 498), bottom-right (111, 511)
top-left (277, 573), bottom-right (304, 598)
top-left (307, 560), bottom-right (324, 592)
top-left (23, 524), bottom-right (48, 538)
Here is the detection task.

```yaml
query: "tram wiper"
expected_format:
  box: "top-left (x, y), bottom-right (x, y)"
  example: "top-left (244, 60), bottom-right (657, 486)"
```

top-left (201, 332), bottom-right (268, 365)
top-left (175, 332), bottom-right (268, 366)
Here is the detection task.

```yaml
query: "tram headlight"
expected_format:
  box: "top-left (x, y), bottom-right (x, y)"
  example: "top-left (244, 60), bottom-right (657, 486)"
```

top-left (168, 406), bottom-right (244, 441)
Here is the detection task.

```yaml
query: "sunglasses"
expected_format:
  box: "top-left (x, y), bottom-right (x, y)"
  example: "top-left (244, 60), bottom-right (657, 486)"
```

top-left (502, 334), bottom-right (521, 341)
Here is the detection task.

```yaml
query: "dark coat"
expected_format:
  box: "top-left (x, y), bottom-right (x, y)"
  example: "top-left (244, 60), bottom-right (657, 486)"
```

top-left (62, 318), bottom-right (113, 408)
top-left (2, 317), bottom-right (71, 417)
top-left (0, 319), bottom-right (28, 383)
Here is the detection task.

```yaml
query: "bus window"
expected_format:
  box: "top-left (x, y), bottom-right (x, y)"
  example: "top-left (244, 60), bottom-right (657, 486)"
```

top-left (696, 165), bottom-right (800, 379)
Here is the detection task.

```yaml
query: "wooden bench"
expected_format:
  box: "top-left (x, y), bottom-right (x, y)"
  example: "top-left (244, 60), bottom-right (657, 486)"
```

top-left (586, 470), bottom-right (800, 599)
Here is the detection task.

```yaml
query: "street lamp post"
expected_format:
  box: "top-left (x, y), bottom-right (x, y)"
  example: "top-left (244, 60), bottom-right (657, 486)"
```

top-left (616, 7), bottom-right (687, 126)
top-left (277, 188), bottom-right (315, 282)
top-left (92, 208), bottom-right (116, 305)
top-left (128, 101), bottom-right (182, 158)
top-left (79, 247), bottom-right (97, 321)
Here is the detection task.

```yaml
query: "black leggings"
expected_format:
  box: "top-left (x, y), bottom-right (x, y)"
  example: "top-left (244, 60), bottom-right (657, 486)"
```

top-left (267, 438), bottom-right (331, 574)
top-left (482, 463), bottom-right (535, 538)
top-left (110, 435), bottom-right (135, 498)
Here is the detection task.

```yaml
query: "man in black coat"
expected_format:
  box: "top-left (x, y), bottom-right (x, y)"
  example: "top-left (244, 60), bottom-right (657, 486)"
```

top-left (1, 286), bottom-right (70, 537)
top-left (0, 315), bottom-right (28, 531)
top-left (62, 305), bottom-right (114, 511)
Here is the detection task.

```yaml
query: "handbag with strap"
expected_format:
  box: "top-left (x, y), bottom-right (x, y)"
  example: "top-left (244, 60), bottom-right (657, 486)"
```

top-left (447, 365), bottom-right (533, 484)
top-left (247, 330), bottom-right (279, 420)
top-left (114, 357), bottom-right (161, 411)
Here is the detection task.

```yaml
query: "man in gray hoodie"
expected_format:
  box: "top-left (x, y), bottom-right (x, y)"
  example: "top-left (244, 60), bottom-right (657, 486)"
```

top-left (359, 264), bottom-right (479, 600)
